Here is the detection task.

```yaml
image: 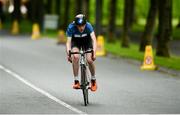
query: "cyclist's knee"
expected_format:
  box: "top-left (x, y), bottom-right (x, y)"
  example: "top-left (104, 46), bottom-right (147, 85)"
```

top-left (73, 54), bottom-right (79, 63)
top-left (87, 57), bottom-right (93, 64)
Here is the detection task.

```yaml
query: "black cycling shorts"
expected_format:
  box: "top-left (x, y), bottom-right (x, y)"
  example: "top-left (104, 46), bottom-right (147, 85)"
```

top-left (71, 34), bottom-right (93, 51)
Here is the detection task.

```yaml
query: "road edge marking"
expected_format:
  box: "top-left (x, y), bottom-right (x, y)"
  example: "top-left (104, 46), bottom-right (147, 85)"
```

top-left (0, 65), bottom-right (86, 115)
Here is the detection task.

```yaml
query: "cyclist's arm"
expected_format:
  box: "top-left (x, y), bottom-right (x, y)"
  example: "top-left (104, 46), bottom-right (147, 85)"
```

top-left (90, 32), bottom-right (97, 54)
top-left (66, 37), bottom-right (72, 56)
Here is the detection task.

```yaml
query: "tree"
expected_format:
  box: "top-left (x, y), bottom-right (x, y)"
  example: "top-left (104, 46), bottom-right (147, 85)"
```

top-left (55, 0), bottom-right (62, 29)
top-left (82, 0), bottom-right (90, 19)
top-left (156, 0), bottom-right (172, 57)
top-left (56, 0), bottom-right (60, 15)
top-left (11, 0), bottom-right (21, 34)
top-left (95, 0), bottom-right (103, 36)
top-left (129, 0), bottom-right (135, 27)
top-left (31, 0), bottom-right (45, 31)
top-left (0, 1), bottom-right (4, 22)
top-left (12, 0), bottom-right (21, 21)
top-left (63, 0), bottom-right (70, 30)
top-left (139, 0), bottom-right (158, 52)
top-left (108, 0), bottom-right (117, 43)
top-left (76, 0), bottom-right (82, 14)
top-left (0, 0), bottom-right (4, 29)
top-left (46, 0), bottom-right (52, 14)
top-left (121, 0), bottom-right (132, 48)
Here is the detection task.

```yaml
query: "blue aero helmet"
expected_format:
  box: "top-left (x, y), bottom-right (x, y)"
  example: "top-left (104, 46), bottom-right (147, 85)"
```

top-left (74, 14), bottom-right (87, 26)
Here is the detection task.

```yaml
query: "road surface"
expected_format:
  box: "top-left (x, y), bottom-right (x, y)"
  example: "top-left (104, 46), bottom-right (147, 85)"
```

top-left (0, 35), bottom-right (180, 114)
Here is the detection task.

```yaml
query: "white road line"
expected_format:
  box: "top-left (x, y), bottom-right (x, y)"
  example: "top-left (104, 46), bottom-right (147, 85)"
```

top-left (0, 65), bottom-right (87, 115)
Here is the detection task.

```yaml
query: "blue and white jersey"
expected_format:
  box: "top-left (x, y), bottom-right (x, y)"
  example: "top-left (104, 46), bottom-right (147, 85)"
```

top-left (66, 22), bottom-right (94, 39)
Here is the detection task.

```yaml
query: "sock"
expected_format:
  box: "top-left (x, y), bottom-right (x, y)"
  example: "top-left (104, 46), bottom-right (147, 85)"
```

top-left (91, 76), bottom-right (96, 80)
top-left (74, 76), bottom-right (79, 81)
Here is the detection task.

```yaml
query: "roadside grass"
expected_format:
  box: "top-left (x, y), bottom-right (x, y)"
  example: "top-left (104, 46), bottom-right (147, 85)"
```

top-left (105, 41), bottom-right (180, 70)
top-left (3, 20), bottom-right (32, 34)
top-left (42, 29), bottom-right (57, 38)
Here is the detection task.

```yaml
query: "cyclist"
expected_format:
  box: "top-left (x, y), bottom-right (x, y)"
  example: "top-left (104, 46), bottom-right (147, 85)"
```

top-left (66, 14), bottom-right (97, 92)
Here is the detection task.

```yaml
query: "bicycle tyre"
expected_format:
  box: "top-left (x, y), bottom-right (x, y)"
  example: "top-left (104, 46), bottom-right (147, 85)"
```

top-left (82, 88), bottom-right (88, 106)
top-left (81, 65), bottom-right (89, 106)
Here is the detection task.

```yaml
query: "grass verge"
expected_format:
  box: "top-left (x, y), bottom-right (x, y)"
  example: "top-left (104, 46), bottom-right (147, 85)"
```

top-left (105, 41), bottom-right (180, 70)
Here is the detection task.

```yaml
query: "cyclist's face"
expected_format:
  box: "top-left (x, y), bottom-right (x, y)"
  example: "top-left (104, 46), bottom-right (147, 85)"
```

top-left (77, 24), bottom-right (86, 33)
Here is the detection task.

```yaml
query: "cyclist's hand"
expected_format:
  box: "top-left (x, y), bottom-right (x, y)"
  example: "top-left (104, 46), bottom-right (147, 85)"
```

top-left (67, 55), bottom-right (72, 63)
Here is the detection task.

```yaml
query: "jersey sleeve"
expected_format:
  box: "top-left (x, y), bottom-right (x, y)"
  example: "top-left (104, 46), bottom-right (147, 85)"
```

top-left (66, 24), bottom-right (73, 37)
top-left (86, 22), bottom-right (94, 34)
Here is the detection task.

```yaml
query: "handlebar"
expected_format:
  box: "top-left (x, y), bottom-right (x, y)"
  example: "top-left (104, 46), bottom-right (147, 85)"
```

top-left (69, 49), bottom-right (93, 57)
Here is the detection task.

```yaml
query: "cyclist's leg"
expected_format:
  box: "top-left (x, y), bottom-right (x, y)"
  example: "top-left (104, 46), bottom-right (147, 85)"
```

top-left (71, 37), bottom-right (80, 80)
top-left (71, 37), bottom-right (81, 89)
top-left (86, 53), bottom-right (97, 91)
top-left (71, 47), bottom-right (80, 79)
top-left (84, 36), bottom-right (97, 91)
top-left (84, 36), bottom-right (95, 78)
top-left (71, 47), bottom-right (80, 89)
top-left (86, 53), bottom-right (95, 77)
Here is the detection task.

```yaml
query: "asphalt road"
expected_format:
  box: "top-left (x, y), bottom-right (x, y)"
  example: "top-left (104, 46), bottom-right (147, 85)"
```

top-left (0, 35), bottom-right (180, 114)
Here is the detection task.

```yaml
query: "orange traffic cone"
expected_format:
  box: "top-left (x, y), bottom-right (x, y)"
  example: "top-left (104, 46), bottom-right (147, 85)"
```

top-left (141, 45), bottom-right (157, 70)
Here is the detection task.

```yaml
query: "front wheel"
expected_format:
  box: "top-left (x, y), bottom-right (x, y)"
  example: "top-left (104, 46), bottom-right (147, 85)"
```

top-left (81, 65), bottom-right (89, 106)
top-left (82, 89), bottom-right (88, 106)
